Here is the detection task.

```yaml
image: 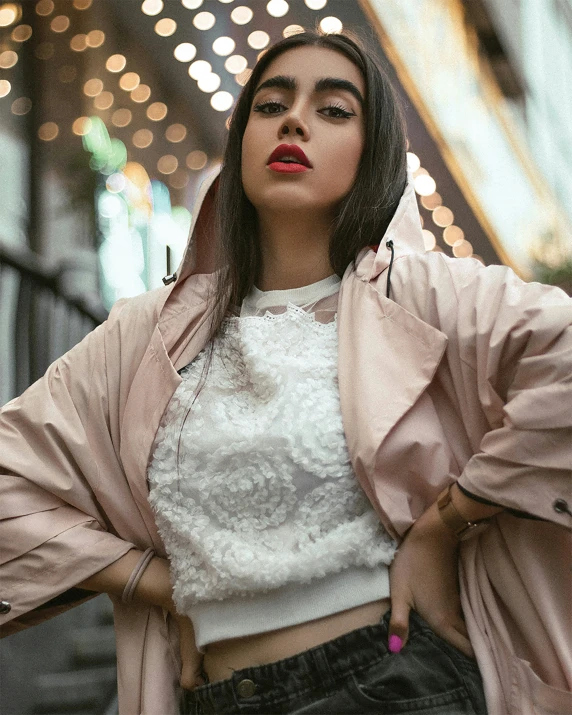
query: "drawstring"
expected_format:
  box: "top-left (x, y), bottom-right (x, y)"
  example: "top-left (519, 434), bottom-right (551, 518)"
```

top-left (386, 240), bottom-right (395, 299)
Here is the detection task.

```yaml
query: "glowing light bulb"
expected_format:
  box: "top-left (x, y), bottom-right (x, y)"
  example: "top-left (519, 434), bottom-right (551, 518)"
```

top-left (212, 36), bottom-right (235, 56)
top-left (188, 60), bottom-right (211, 79)
top-left (267, 0), bottom-right (289, 18)
top-left (197, 72), bottom-right (221, 93)
top-left (231, 6), bottom-right (253, 24)
top-left (211, 91), bottom-right (234, 112)
top-left (319, 16), bottom-right (342, 33)
top-left (224, 54), bottom-right (247, 74)
top-left (193, 11), bottom-right (215, 30)
top-left (174, 42), bottom-right (197, 62)
top-left (247, 31), bottom-right (270, 49)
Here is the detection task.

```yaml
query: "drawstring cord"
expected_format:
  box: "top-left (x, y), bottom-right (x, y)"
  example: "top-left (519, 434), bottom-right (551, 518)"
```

top-left (386, 240), bottom-right (395, 299)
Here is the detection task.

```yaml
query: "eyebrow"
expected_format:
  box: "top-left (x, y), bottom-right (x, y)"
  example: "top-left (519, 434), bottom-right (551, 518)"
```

top-left (253, 74), bottom-right (364, 108)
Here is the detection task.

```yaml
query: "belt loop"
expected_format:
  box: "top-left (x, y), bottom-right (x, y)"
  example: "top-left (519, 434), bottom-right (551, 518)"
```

top-left (310, 647), bottom-right (336, 691)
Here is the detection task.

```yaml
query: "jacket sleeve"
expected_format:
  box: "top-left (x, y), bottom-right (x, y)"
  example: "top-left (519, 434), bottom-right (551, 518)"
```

top-left (441, 255), bottom-right (572, 529)
top-left (0, 310), bottom-right (136, 636)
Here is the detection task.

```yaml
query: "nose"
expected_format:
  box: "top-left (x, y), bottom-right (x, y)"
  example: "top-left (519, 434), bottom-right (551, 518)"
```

top-left (278, 105), bottom-right (308, 139)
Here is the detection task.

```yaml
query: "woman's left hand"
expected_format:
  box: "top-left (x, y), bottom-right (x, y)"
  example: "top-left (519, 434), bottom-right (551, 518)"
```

top-left (173, 612), bottom-right (208, 691)
top-left (387, 500), bottom-right (474, 659)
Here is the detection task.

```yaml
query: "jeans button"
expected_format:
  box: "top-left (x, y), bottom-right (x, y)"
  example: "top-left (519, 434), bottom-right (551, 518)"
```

top-left (236, 679), bottom-right (257, 698)
top-left (0, 601), bottom-right (11, 615)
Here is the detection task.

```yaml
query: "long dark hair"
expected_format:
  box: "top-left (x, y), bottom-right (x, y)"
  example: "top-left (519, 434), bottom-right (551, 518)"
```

top-left (207, 27), bottom-right (408, 342)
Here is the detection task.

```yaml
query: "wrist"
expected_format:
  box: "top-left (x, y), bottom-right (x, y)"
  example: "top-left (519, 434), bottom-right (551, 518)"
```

top-left (132, 556), bottom-right (176, 611)
top-left (409, 501), bottom-right (460, 548)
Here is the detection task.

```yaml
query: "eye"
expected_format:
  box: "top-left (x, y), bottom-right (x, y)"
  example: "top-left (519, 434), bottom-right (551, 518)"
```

top-left (252, 100), bottom-right (286, 114)
top-left (252, 100), bottom-right (355, 119)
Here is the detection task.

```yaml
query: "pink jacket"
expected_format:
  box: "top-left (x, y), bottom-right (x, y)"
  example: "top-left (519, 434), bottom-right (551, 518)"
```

top-left (1, 165), bottom-right (571, 715)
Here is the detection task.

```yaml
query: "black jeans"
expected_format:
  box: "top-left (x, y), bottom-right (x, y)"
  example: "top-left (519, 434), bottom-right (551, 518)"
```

top-left (180, 609), bottom-right (487, 714)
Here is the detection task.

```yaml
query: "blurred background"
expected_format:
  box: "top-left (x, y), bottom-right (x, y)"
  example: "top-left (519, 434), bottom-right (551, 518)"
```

top-left (0, 1), bottom-right (571, 713)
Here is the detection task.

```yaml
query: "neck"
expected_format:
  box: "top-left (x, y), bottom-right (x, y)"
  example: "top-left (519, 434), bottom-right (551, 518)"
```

top-left (256, 209), bottom-right (335, 291)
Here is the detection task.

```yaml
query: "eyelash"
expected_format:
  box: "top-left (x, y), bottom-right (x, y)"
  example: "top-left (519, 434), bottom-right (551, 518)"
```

top-left (252, 100), bottom-right (355, 119)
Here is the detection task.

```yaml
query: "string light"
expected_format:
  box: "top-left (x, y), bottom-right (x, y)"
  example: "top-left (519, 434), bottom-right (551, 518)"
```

top-left (0, 79), bottom-right (11, 98)
top-left (174, 43), bottom-right (197, 62)
top-left (267, 0), bottom-right (289, 18)
top-left (11, 24), bottom-right (32, 41)
top-left (169, 169), bottom-right (189, 189)
top-left (0, 4), bottom-right (21, 26)
top-left (186, 150), bottom-right (207, 170)
top-left (11, 97), bottom-right (32, 115)
top-left (188, 60), bottom-right (211, 80)
top-left (193, 11), bottom-right (215, 30)
top-left (414, 174), bottom-right (436, 196)
top-left (36, 0), bottom-right (55, 17)
top-left (106, 54), bottom-right (127, 72)
top-left (165, 123), bottom-right (187, 142)
top-left (443, 225), bottom-right (464, 247)
top-left (155, 18), bottom-right (177, 36)
top-left (133, 129), bottom-right (154, 148)
top-left (452, 240), bottom-right (473, 258)
top-left (87, 30), bottom-right (105, 47)
top-left (50, 15), bottom-right (70, 32)
top-left (211, 91), bottom-right (234, 112)
top-left (119, 72), bottom-right (141, 91)
top-left (94, 91), bottom-right (114, 109)
top-left (319, 16), bottom-right (343, 33)
top-left (197, 72), bottom-right (221, 93)
top-left (147, 102), bottom-right (168, 120)
top-left (181, 0), bottom-right (203, 8)
top-left (432, 206), bottom-right (454, 228)
top-left (422, 229), bottom-right (436, 251)
top-left (72, 116), bottom-right (93, 135)
top-left (0, 51), bottom-right (18, 69)
top-left (70, 34), bottom-right (88, 51)
top-left (157, 155), bottom-right (178, 174)
top-left (112, 108), bottom-right (133, 127)
top-left (131, 84), bottom-right (151, 102)
top-left (283, 25), bottom-right (304, 37)
top-left (141, 0), bottom-right (163, 16)
top-left (406, 151), bottom-right (421, 172)
top-left (421, 192), bottom-right (442, 210)
top-left (231, 6), bottom-right (253, 24)
top-left (224, 54), bottom-right (247, 74)
top-left (247, 31), bottom-right (270, 49)
top-left (38, 122), bottom-right (59, 141)
top-left (305, 0), bottom-right (327, 9)
top-left (235, 68), bottom-right (252, 86)
top-left (84, 78), bottom-right (104, 97)
top-left (212, 36), bottom-right (235, 56)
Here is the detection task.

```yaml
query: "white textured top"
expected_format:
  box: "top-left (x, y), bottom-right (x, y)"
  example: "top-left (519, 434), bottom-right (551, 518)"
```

top-left (147, 274), bottom-right (397, 651)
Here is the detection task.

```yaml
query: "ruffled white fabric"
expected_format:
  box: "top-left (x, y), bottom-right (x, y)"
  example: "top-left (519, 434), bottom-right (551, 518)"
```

top-left (147, 275), bottom-right (397, 619)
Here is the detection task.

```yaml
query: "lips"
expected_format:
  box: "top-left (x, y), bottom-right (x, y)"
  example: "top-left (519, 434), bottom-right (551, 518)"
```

top-left (267, 144), bottom-right (312, 168)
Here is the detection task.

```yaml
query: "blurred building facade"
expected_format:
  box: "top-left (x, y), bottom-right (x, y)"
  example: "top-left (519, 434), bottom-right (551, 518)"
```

top-left (0, 1), bottom-right (571, 713)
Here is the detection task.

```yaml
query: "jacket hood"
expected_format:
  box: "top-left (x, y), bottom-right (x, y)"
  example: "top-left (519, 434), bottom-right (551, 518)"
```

top-left (168, 162), bottom-right (424, 288)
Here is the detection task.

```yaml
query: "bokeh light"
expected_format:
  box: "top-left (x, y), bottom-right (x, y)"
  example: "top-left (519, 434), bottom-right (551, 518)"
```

top-left (443, 225), bottom-right (464, 246)
top-left (131, 84), bottom-right (151, 103)
top-left (106, 54), bottom-right (127, 72)
top-left (186, 149), bottom-right (207, 170)
top-left (224, 54), bottom-right (247, 74)
top-left (86, 30), bottom-right (105, 47)
top-left (0, 51), bottom-right (18, 69)
top-left (432, 206), bottom-right (454, 228)
top-left (155, 18), bottom-right (177, 37)
top-left (94, 91), bottom-right (114, 110)
top-left (11, 24), bottom-right (33, 42)
top-left (189, 60), bottom-right (211, 80)
top-left (319, 16), bottom-right (343, 34)
top-left (36, 1), bottom-right (54, 17)
top-left (72, 116), bottom-right (93, 136)
top-left (119, 72), bottom-right (140, 91)
top-left (50, 15), bottom-right (70, 33)
top-left (112, 108), bottom-right (133, 127)
top-left (38, 122), bottom-right (59, 141)
top-left (452, 240), bottom-right (473, 258)
top-left (197, 72), bottom-right (221, 93)
top-left (414, 174), bottom-right (437, 196)
top-left (267, 0), bottom-right (289, 18)
top-left (70, 34), bottom-right (88, 51)
top-left (166, 123), bottom-right (187, 143)
top-left (193, 12), bottom-right (215, 30)
top-left (283, 25), bottom-right (304, 37)
top-left (147, 102), bottom-right (168, 120)
top-left (11, 97), bottom-right (32, 115)
top-left (231, 6), bottom-right (253, 24)
top-left (211, 91), bottom-right (234, 112)
top-left (133, 128), bottom-right (154, 148)
top-left (0, 79), bottom-right (11, 98)
top-left (157, 155), bottom-right (178, 174)
top-left (84, 78), bottom-right (104, 97)
top-left (248, 31), bottom-right (270, 49)
top-left (421, 192), bottom-right (442, 210)
top-left (422, 229), bottom-right (436, 251)
top-left (181, 0), bottom-right (203, 8)
top-left (0, 3), bottom-right (20, 26)
top-left (174, 43), bottom-right (197, 62)
top-left (305, 0), bottom-right (327, 9)
top-left (212, 36), bottom-right (235, 56)
top-left (141, 0), bottom-right (163, 16)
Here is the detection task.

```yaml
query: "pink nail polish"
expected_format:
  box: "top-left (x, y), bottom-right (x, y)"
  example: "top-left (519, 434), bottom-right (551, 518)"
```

top-left (388, 635), bottom-right (403, 653)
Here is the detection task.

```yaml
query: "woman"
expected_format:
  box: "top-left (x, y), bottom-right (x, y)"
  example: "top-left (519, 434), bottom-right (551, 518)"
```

top-left (0, 30), bottom-right (570, 715)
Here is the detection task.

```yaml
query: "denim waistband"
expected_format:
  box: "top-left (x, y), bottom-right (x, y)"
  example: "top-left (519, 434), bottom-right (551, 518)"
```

top-left (186, 609), bottom-right (435, 713)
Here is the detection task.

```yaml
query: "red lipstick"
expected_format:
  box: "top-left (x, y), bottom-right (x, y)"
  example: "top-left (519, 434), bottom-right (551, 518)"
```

top-left (267, 143), bottom-right (312, 173)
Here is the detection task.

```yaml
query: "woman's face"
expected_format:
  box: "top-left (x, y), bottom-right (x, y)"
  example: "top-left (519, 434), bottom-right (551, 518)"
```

top-left (241, 45), bottom-right (366, 217)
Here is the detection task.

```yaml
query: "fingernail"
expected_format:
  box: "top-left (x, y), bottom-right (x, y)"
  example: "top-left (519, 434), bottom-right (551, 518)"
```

top-left (388, 635), bottom-right (403, 653)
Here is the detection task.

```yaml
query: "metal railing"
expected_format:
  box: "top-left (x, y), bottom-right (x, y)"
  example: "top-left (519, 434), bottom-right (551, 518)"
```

top-left (0, 240), bottom-right (107, 404)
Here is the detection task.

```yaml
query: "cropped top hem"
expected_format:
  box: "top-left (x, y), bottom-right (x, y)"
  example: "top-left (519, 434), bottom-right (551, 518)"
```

top-left (188, 563), bottom-right (390, 653)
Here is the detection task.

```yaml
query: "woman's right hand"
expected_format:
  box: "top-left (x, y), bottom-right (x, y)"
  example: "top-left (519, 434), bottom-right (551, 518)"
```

top-left (173, 612), bottom-right (207, 691)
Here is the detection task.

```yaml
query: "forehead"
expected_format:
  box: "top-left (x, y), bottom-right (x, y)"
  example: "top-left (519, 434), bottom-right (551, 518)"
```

top-left (258, 45), bottom-right (365, 94)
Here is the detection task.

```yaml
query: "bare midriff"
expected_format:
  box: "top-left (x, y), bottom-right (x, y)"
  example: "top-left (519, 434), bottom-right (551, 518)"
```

top-left (201, 596), bottom-right (392, 684)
